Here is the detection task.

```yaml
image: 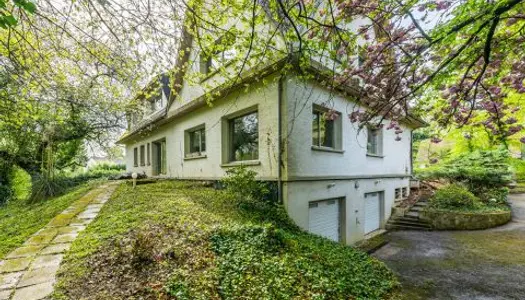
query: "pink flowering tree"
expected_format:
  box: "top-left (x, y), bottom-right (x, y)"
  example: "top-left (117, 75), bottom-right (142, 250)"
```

top-left (185, 0), bottom-right (525, 144)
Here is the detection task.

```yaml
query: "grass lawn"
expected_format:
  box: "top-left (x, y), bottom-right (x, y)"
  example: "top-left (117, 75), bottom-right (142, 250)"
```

top-left (54, 181), bottom-right (397, 299)
top-left (0, 182), bottom-right (100, 259)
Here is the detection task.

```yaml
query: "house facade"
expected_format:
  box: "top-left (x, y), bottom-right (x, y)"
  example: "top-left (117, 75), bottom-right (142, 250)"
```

top-left (118, 13), bottom-right (425, 245)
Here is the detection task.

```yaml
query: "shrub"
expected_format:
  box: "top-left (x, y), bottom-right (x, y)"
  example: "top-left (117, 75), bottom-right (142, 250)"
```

top-left (89, 162), bottom-right (125, 172)
top-left (9, 166), bottom-right (31, 201)
top-left (29, 175), bottom-right (73, 203)
top-left (221, 166), bottom-right (270, 202)
top-left (429, 184), bottom-right (480, 209)
top-left (418, 149), bottom-right (512, 194)
top-left (130, 230), bottom-right (157, 265)
top-left (477, 187), bottom-right (509, 206)
top-left (0, 184), bottom-right (12, 205)
top-left (509, 158), bottom-right (525, 182)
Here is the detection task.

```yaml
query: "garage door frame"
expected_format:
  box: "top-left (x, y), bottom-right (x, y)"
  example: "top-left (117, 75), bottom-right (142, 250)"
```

top-left (364, 191), bottom-right (385, 235)
top-left (308, 197), bottom-right (346, 243)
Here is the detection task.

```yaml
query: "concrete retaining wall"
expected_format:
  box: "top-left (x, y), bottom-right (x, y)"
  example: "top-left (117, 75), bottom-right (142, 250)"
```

top-left (421, 209), bottom-right (511, 230)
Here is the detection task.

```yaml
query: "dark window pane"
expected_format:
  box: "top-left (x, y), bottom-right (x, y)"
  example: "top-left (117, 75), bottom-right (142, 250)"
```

top-left (312, 112), bottom-right (319, 146)
top-left (230, 112), bottom-right (258, 161)
top-left (368, 128), bottom-right (378, 154)
top-left (189, 128), bottom-right (206, 154)
top-left (321, 118), bottom-right (334, 148)
top-left (200, 128), bottom-right (206, 152)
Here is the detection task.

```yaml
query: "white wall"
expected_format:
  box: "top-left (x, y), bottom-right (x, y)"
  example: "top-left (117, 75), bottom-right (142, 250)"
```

top-left (125, 75), bottom-right (280, 180)
top-left (283, 177), bottom-right (410, 244)
top-left (283, 75), bottom-right (413, 179)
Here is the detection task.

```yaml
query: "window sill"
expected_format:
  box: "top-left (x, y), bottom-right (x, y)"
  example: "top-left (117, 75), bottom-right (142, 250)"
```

top-left (311, 146), bottom-right (344, 154)
top-left (366, 153), bottom-right (384, 158)
top-left (184, 154), bottom-right (207, 161)
top-left (221, 160), bottom-right (261, 168)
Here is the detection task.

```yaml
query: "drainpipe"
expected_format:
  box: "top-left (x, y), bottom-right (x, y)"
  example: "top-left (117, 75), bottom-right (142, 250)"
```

top-left (410, 130), bottom-right (414, 177)
top-left (277, 75), bottom-right (284, 204)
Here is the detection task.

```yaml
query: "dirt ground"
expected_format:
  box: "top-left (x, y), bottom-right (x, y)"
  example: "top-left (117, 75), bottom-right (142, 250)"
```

top-left (374, 194), bottom-right (525, 300)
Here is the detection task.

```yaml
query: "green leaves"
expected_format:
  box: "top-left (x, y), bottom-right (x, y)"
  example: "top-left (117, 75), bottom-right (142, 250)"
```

top-left (0, 0), bottom-right (36, 29)
top-left (13, 0), bottom-right (36, 14)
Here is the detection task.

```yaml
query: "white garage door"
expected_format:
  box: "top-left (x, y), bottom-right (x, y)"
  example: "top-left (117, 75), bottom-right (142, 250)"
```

top-left (308, 199), bottom-right (340, 242)
top-left (364, 192), bottom-right (381, 234)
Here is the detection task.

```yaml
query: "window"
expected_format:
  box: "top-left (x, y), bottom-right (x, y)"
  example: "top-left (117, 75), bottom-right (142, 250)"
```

top-left (312, 106), bottom-right (341, 149)
top-left (200, 49), bottom-right (236, 75)
top-left (133, 147), bottom-right (138, 167)
top-left (147, 143), bottom-right (151, 166)
top-left (402, 187), bottom-right (409, 198)
top-left (228, 111), bottom-right (258, 161)
top-left (367, 127), bottom-right (383, 156)
top-left (395, 188), bottom-right (401, 199)
top-left (140, 145), bottom-right (145, 166)
top-left (185, 125), bottom-right (206, 157)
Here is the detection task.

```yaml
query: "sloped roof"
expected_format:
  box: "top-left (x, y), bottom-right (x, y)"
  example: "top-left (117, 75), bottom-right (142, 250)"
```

top-left (117, 54), bottom-right (426, 144)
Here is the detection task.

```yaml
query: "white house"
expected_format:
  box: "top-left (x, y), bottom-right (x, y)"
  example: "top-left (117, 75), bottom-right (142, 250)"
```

top-left (117, 11), bottom-right (425, 245)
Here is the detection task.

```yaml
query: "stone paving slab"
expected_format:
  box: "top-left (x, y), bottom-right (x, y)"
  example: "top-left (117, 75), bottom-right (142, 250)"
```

top-left (24, 234), bottom-right (56, 246)
top-left (5, 246), bottom-right (43, 259)
top-left (40, 244), bottom-right (71, 256)
top-left (77, 211), bottom-right (99, 219)
top-left (12, 281), bottom-right (54, 300)
top-left (51, 233), bottom-right (78, 244)
top-left (30, 255), bottom-right (63, 270)
top-left (18, 265), bottom-right (59, 288)
top-left (0, 272), bottom-right (23, 290)
top-left (0, 258), bottom-right (32, 274)
top-left (0, 183), bottom-right (118, 300)
top-left (0, 290), bottom-right (12, 300)
top-left (58, 225), bottom-right (85, 235)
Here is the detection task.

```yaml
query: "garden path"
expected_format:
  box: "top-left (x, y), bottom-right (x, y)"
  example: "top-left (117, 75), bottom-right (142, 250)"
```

top-left (0, 183), bottom-right (118, 300)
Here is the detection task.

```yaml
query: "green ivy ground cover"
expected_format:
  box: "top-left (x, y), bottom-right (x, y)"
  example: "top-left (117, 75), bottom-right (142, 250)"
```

top-left (53, 181), bottom-right (397, 300)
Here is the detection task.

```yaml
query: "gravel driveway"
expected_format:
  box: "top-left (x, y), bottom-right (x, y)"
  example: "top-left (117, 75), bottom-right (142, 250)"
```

top-left (374, 194), bottom-right (525, 300)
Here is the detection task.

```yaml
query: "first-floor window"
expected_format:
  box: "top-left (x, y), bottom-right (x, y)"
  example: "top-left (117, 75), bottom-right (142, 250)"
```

top-left (312, 106), bottom-right (341, 149)
top-left (140, 145), bottom-right (145, 166)
top-left (133, 147), bottom-right (138, 167)
top-left (147, 143), bottom-right (151, 165)
top-left (395, 188), bottom-right (401, 199)
top-left (367, 127), bottom-right (383, 155)
top-left (187, 126), bottom-right (206, 156)
top-left (229, 111), bottom-right (258, 161)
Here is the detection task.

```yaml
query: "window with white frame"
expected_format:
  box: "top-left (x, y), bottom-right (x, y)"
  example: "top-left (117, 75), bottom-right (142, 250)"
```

top-left (147, 143), bottom-right (151, 166)
top-left (228, 111), bottom-right (259, 162)
top-left (200, 48), bottom-right (236, 75)
top-left (367, 126), bottom-right (383, 156)
top-left (185, 125), bottom-right (206, 157)
top-left (140, 145), bottom-right (145, 166)
top-left (133, 147), bottom-right (138, 167)
top-left (312, 106), bottom-right (341, 149)
top-left (402, 187), bottom-right (408, 198)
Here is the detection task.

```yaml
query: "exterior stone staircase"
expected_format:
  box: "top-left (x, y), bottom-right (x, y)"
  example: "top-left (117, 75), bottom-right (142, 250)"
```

top-left (386, 196), bottom-right (433, 231)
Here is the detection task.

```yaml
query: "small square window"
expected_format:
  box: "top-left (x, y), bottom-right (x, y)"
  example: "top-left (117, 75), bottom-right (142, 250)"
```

top-left (402, 187), bottom-right (409, 198)
top-left (395, 188), bottom-right (401, 199)
top-left (186, 125), bottom-right (206, 157)
top-left (312, 107), bottom-right (340, 149)
top-left (229, 111), bottom-right (258, 162)
top-left (367, 127), bottom-right (383, 155)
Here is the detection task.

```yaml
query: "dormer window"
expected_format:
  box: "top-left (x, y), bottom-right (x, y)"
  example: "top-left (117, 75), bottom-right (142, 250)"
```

top-left (200, 48), bottom-right (236, 75)
top-left (149, 96), bottom-right (164, 113)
